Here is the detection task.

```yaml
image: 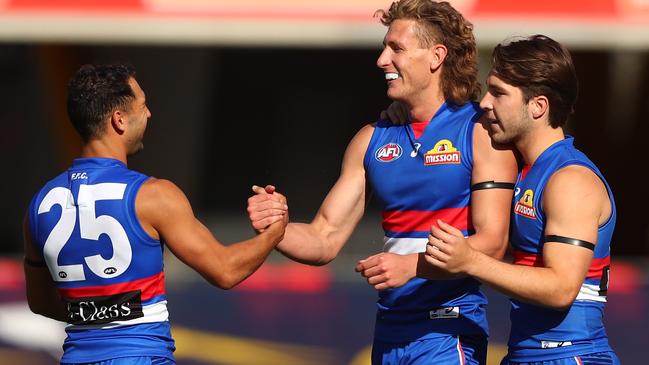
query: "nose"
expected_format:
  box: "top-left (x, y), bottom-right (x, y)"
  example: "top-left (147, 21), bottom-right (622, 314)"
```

top-left (146, 107), bottom-right (152, 118)
top-left (479, 93), bottom-right (492, 111)
top-left (376, 47), bottom-right (390, 69)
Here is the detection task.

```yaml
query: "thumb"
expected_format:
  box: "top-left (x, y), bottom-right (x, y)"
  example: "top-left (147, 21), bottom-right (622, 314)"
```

top-left (264, 185), bottom-right (276, 194)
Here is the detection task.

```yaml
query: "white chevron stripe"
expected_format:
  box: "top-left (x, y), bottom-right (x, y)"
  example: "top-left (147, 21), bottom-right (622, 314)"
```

top-left (575, 283), bottom-right (607, 302)
top-left (383, 237), bottom-right (428, 254)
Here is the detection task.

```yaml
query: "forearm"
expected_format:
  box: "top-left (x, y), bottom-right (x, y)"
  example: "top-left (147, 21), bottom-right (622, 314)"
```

top-left (467, 253), bottom-right (575, 310)
top-left (216, 230), bottom-right (281, 289)
top-left (416, 253), bottom-right (465, 280)
top-left (24, 267), bottom-right (68, 322)
top-left (466, 226), bottom-right (508, 259)
top-left (275, 223), bottom-right (342, 266)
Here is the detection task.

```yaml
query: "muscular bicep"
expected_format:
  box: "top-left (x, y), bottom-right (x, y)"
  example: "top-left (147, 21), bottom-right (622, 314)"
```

top-left (313, 125), bottom-right (372, 243)
top-left (542, 166), bottom-right (609, 296)
top-left (299, 124), bottom-right (373, 259)
top-left (468, 121), bottom-right (517, 257)
top-left (136, 179), bottom-right (226, 271)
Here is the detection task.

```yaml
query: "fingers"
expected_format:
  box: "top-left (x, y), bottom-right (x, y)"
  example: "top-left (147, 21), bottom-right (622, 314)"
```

top-left (423, 249), bottom-right (446, 268)
top-left (355, 254), bottom-right (388, 287)
top-left (359, 268), bottom-right (391, 289)
top-left (248, 186), bottom-right (289, 232)
top-left (426, 234), bottom-right (449, 260)
top-left (355, 253), bottom-right (383, 272)
top-left (430, 222), bottom-right (455, 244)
top-left (248, 193), bottom-right (288, 212)
top-left (247, 199), bottom-right (287, 218)
top-left (252, 216), bottom-right (281, 231)
top-left (436, 219), bottom-right (464, 237)
top-left (388, 101), bottom-right (410, 125)
top-left (251, 185), bottom-right (281, 199)
top-left (251, 185), bottom-right (266, 194)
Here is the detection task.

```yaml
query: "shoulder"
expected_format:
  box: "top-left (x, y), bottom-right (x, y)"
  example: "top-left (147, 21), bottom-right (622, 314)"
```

top-left (137, 178), bottom-right (191, 214)
top-left (450, 101), bottom-right (482, 122)
top-left (472, 115), bottom-right (517, 165)
top-left (544, 164), bottom-right (609, 216)
top-left (340, 123), bottom-right (376, 171)
top-left (347, 123), bottom-right (376, 151)
top-left (546, 164), bottom-right (605, 197)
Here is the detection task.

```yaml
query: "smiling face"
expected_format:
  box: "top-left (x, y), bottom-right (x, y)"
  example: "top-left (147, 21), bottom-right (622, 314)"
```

top-left (479, 73), bottom-right (534, 144)
top-left (376, 19), bottom-right (438, 105)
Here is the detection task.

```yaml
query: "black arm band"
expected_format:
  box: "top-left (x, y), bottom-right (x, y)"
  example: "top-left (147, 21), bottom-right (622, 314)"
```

top-left (24, 257), bottom-right (47, 268)
top-left (545, 235), bottom-right (595, 251)
top-left (470, 181), bottom-right (515, 192)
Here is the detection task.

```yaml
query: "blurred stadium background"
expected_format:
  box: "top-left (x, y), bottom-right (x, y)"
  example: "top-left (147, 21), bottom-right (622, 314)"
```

top-left (1, 0), bottom-right (648, 364)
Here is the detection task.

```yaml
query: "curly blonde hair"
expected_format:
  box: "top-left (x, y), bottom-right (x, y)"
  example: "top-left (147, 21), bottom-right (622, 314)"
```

top-left (376, 0), bottom-right (480, 105)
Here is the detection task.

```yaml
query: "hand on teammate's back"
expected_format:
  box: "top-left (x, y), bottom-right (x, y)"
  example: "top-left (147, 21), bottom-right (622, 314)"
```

top-left (380, 101), bottom-right (410, 125)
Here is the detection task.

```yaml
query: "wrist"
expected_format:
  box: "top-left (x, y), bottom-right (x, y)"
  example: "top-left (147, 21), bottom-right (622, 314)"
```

top-left (464, 248), bottom-right (481, 276)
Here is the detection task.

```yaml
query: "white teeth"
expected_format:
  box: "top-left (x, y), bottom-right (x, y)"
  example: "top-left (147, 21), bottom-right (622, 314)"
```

top-left (385, 72), bottom-right (399, 80)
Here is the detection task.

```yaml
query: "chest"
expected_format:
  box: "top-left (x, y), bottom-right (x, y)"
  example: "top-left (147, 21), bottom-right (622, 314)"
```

top-left (365, 123), bottom-right (473, 210)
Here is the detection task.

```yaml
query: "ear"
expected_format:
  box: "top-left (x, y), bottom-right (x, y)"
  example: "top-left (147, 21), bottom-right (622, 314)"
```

top-left (529, 95), bottom-right (549, 120)
top-left (110, 109), bottom-right (127, 135)
top-left (430, 44), bottom-right (447, 72)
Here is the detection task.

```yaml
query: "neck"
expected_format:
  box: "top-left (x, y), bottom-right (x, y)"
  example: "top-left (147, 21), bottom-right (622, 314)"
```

top-left (81, 139), bottom-right (128, 165)
top-left (515, 124), bottom-right (565, 166)
top-left (406, 83), bottom-right (446, 122)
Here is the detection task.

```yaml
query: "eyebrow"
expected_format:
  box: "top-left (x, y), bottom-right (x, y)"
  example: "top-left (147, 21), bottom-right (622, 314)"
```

top-left (486, 82), bottom-right (507, 94)
top-left (383, 35), bottom-right (404, 46)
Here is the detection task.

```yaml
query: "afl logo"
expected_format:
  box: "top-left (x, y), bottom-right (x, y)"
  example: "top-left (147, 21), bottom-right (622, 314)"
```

top-left (104, 267), bottom-right (118, 275)
top-left (375, 143), bottom-right (403, 162)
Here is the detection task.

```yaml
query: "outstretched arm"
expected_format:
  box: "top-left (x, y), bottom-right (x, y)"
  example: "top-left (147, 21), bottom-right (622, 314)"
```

top-left (247, 124), bottom-right (374, 265)
top-left (23, 214), bottom-right (67, 321)
top-left (137, 178), bottom-right (287, 289)
top-left (426, 165), bottom-right (611, 310)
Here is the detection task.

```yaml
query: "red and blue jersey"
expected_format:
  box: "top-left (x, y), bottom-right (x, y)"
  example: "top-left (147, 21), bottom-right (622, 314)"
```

top-left (28, 158), bottom-right (175, 363)
top-left (507, 137), bottom-right (616, 362)
top-left (364, 101), bottom-right (489, 342)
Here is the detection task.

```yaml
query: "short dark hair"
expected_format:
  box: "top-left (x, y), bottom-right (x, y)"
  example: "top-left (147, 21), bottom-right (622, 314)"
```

top-left (67, 64), bottom-right (136, 141)
top-left (490, 35), bottom-right (578, 128)
top-left (376, 0), bottom-right (480, 105)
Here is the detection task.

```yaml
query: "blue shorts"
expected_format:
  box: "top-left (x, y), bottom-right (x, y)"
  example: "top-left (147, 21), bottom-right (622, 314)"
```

top-left (501, 351), bottom-right (620, 365)
top-left (62, 356), bottom-right (175, 365)
top-left (372, 334), bottom-right (487, 365)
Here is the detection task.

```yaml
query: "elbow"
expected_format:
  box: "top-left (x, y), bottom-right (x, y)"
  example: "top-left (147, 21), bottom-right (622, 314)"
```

top-left (207, 272), bottom-right (240, 290)
top-left (27, 300), bottom-right (66, 322)
top-left (316, 244), bottom-right (343, 265)
top-left (545, 288), bottom-right (580, 311)
top-left (313, 253), bottom-right (336, 266)
top-left (476, 234), bottom-right (508, 260)
top-left (216, 280), bottom-right (237, 290)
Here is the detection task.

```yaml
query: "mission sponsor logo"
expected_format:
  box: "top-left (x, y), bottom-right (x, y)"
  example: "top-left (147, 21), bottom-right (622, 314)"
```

top-left (424, 139), bottom-right (460, 165)
top-left (375, 143), bottom-right (403, 162)
top-left (514, 189), bottom-right (536, 219)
